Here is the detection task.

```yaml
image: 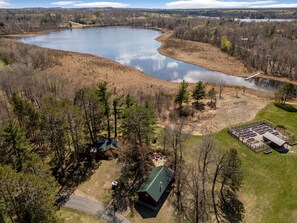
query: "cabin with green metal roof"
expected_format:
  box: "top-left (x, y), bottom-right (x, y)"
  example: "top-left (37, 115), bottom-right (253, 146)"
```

top-left (90, 138), bottom-right (118, 159)
top-left (137, 165), bottom-right (174, 208)
top-left (96, 138), bottom-right (117, 153)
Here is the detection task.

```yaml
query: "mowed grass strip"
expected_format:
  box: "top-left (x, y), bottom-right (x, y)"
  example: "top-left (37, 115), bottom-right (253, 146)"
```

top-left (59, 208), bottom-right (103, 223)
top-left (185, 102), bottom-right (297, 223)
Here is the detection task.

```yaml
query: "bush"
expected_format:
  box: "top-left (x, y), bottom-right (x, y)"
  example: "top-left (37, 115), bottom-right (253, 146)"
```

top-left (180, 105), bottom-right (193, 117)
top-left (221, 35), bottom-right (232, 52)
top-left (0, 56), bottom-right (12, 65)
top-left (274, 102), bottom-right (297, 113)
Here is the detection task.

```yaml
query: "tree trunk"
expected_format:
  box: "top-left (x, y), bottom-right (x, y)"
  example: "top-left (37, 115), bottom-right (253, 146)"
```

top-left (113, 101), bottom-right (118, 138)
top-left (83, 102), bottom-right (94, 144)
top-left (68, 114), bottom-right (79, 161)
top-left (212, 156), bottom-right (225, 223)
top-left (107, 109), bottom-right (111, 139)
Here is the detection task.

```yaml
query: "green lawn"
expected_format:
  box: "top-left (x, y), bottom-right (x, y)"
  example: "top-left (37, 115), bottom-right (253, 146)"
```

top-left (185, 102), bottom-right (297, 223)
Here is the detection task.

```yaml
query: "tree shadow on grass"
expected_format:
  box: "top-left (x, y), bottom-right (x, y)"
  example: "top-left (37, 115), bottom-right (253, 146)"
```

top-left (58, 157), bottom-right (102, 196)
top-left (192, 102), bottom-right (205, 111)
top-left (274, 102), bottom-right (297, 112)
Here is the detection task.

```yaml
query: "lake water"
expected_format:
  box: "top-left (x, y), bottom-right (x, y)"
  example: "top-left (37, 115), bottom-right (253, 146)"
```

top-left (19, 27), bottom-right (280, 92)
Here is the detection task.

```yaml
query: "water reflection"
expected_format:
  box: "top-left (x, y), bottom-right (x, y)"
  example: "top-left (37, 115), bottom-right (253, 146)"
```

top-left (19, 27), bottom-right (282, 92)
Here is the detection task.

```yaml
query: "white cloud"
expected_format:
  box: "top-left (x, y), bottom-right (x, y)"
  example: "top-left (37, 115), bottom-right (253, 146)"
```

top-left (251, 3), bottom-right (297, 8)
top-left (173, 71), bottom-right (179, 79)
top-left (167, 62), bottom-right (179, 69)
top-left (0, 0), bottom-right (11, 8)
top-left (116, 52), bottom-right (166, 66)
top-left (52, 1), bottom-right (76, 5)
top-left (74, 1), bottom-right (129, 7)
top-left (165, 0), bottom-right (284, 9)
top-left (135, 66), bottom-right (144, 72)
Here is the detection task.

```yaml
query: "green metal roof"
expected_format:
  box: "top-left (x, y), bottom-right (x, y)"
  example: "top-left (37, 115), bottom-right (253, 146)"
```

top-left (96, 138), bottom-right (117, 153)
top-left (138, 166), bottom-right (174, 203)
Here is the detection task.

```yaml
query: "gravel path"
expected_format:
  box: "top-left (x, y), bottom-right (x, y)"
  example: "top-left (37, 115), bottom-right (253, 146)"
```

top-left (64, 195), bottom-right (130, 223)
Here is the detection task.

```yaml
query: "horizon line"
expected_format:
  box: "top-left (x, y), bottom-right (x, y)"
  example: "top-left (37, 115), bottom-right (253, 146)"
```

top-left (1, 6), bottom-right (297, 9)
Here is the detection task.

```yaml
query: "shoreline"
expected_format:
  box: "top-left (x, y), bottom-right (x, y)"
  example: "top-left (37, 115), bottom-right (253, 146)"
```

top-left (156, 30), bottom-right (297, 86)
top-left (0, 25), bottom-right (164, 38)
top-left (1, 27), bottom-right (71, 37)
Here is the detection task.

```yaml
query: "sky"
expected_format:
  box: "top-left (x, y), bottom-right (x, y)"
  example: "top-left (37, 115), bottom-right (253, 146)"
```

top-left (0, 0), bottom-right (297, 9)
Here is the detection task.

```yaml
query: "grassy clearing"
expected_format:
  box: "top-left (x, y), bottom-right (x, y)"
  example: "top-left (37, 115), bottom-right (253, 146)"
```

top-left (75, 159), bottom-right (121, 204)
top-left (185, 102), bottom-right (297, 223)
top-left (255, 103), bottom-right (297, 132)
top-left (59, 208), bottom-right (103, 223)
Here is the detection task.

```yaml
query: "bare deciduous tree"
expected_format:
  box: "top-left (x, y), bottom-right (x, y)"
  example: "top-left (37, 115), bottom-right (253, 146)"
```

top-left (219, 81), bottom-right (225, 99)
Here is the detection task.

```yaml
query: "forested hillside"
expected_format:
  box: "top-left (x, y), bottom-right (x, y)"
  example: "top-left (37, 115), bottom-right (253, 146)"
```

top-left (173, 19), bottom-right (297, 80)
top-left (153, 8), bottom-right (297, 19)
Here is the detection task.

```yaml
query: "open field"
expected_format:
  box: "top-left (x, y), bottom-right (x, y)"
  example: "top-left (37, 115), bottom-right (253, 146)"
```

top-left (75, 159), bottom-right (121, 205)
top-left (43, 48), bottom-right (177, 96)
top-left (187, 93), bottom-right (268, 135)
top-left (185, 102), bottom-right (297, 223)
top-left (59, 208), bottom-right (103, 223)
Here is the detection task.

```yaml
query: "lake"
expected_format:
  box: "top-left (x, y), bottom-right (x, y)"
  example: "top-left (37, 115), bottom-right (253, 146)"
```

top-left (19, 27), bottom-right (280, 92)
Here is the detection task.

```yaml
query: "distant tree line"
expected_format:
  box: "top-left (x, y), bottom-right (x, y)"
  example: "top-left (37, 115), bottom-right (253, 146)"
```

top-left (152, 8), bottom-right (297, 19)
top-left (1, 8), bottom-right (297, 35)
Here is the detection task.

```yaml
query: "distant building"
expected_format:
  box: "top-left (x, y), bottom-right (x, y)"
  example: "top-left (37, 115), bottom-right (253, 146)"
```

top-left (137, 166), bottom-right (174, 210)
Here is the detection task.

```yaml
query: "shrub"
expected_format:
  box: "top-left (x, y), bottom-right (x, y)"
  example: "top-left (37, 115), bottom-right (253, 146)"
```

top-left (221, 35), bottom-right (232, 52)
top-left (0, 56), bottom-right (12, 65)
top-left (274, 102), bottom-right (297, 113)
